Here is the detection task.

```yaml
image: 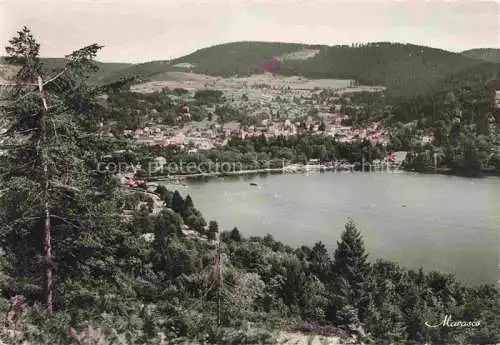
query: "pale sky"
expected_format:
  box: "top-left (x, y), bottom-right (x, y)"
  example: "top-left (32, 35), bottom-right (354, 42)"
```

top-left (1, 0), bottom-right (499, 63)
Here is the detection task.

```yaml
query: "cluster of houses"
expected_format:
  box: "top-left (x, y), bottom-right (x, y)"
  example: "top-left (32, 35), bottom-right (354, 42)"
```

top-left (101, 78), bottom-right (440, 151)
top-left (112, 114), bottom-right (395, 151)
top-left (331, 124), bottom-right (388, 145)
top-left (119, 125), bottom-right (219, 151)
top-left (101, 107), bottom-right (438, 152)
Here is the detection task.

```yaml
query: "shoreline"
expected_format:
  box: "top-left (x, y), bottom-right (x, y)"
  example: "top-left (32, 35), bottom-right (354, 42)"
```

top-left (145, 164), bottom-right (406, 182)
top-left (140, 159), bottom-right (500, 183)
top-left (144, 166), bottom-right (500, 184)
top-left (147, 167), bottom-right (287, 182)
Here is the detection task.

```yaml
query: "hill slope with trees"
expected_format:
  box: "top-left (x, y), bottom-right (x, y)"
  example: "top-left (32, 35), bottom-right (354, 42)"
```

top-left (102, 41), bottom-right (497, 99)
top-left (0, 56), bottom-right (131, 83)
top-left (462, 48), bottom-right (500, 63)
top-left (4, 42), bottom-right (500, 100)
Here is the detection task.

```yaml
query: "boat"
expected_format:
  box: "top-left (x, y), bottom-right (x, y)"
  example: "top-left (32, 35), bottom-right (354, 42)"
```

top-left (249, 182), bottom-right (258, 186)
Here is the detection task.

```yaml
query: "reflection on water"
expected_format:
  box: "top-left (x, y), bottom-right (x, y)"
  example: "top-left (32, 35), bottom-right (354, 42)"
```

top-left (165, 172), bottom-right (500, 285)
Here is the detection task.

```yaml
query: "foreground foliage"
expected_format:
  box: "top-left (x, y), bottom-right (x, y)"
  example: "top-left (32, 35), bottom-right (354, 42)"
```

top-left (0, 28), bottom-right (499, 345)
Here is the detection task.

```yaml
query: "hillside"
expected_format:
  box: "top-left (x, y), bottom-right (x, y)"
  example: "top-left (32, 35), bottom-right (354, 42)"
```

top-left (462, 48), bottom-right (500, 63)
top-left (100, 59), bottom-right (179, 84)
top-left (99, 42), bottom-right (312, 84)
top-left (41, 57), bottom-right (131, 82)
top-left (3, 42), bottom-right (500, 101)
top-left (101, 41), bottom-right (490, 98)
top-left (391, 61), bottom-right (500, 125)
top-left (0, 57), bottom-right (131, 83)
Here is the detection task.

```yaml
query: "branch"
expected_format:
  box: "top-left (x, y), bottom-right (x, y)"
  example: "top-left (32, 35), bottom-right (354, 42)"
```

top-left (7, 90), bottom-right (38, 103)
top-left (50, 182), bottom-right (81, 193)
top-left (0, 82), bottom-right (37, 87)
top-left (43, 68), bottom-right (68, 87)
top-left (0, 82), bottom-right (38, 94)
top-left (0, 128), bottom-right (35, 137)
top-left (0, 144), bottom-right (29, 149)
top-left (50, 215), bottom-right (82, 229)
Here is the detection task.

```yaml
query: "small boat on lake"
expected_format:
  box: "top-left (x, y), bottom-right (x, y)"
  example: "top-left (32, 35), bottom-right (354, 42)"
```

top-left (249, 182), bottom-right (258, 186)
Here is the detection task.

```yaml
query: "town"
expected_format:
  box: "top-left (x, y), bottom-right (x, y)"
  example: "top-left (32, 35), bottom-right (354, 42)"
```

top-left (100, 72), bottom-right (433, 160)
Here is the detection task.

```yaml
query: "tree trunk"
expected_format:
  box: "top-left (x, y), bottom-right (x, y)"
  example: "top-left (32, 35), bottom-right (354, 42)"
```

top-left (38, 76), bottom-right (53, 316)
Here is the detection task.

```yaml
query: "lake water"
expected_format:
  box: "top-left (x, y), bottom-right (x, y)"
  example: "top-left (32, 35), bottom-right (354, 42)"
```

top-left (164, 171), bottom-right (500, 285)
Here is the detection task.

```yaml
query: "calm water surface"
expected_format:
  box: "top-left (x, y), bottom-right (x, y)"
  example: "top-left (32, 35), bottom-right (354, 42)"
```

top-left (164, 171), bottom-right (500, 285)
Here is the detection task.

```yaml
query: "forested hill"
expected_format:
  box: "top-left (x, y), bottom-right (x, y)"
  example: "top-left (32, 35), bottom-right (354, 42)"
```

top-left (0, 56), bottom-right (131, 83)
top-left (3, 42), bottom-right (500, 100)
top-left (101, 41), bottom-right (494, 98)
top-left (462, 48), bottom-right (500, 63)
top-left (391, 61), bottom-right (500, 124)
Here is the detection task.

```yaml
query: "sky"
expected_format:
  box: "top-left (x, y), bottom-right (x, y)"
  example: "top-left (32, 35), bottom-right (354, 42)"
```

top-left (1, 0), bottom-right (499, 63)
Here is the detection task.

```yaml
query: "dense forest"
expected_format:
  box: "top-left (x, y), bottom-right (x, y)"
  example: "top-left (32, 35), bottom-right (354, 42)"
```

top-left (389, 59), bottom-right (500, 176)
top-left (126, 135), bottom-right (387, 177)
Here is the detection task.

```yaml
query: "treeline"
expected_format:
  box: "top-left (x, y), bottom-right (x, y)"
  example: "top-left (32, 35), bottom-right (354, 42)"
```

top-left (225, 134), bottom-right (386, 164)
top-left (399, 126), bottom-right (499, 177)
top-left (391, 62), bottom-right (500, 126)
top-left (131, 134), bottom-right (387, 176)
top-left (104, 89), bottom-right (210, 130)
top-left (461, 48), bottom-right (500, 64)
top-left (104, 89), bottom-right (263, 130)
top-left (389, 63), bottom-right (500, 176)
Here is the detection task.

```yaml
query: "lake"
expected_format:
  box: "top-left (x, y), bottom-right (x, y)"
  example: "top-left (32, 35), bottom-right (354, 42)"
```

top-left (163, 171), bottom-right (500, 285)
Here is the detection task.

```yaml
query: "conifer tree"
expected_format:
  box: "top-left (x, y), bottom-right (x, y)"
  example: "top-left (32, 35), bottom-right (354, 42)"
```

top-left (171, 190), bottom-right (185, 214)
top-left (308, 241), bottom-right (332, 283)
top-left (183, 194), bottom-right (194, 215)
top-left (329, 219), bottom-right (370, 324)
top-left (229, 227), bottom-right (242, 242)
top-left (207, 220), bottom-right (219, 241)
top-left (0, 26), bottom-right (122, 316)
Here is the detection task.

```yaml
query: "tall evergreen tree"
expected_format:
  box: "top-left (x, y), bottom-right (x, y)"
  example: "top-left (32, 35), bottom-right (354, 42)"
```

top-left (308, 241), bottom-right (332, 283)
top-left (229, 227), bottom-right (242, 242)
top-left (171, 190), bottom-right (185, 214)
top-left (0, 27), bottom-right (122, 316)
top-left (329, 219), bottom-right (370, 324)
top-left (207, 220), bottom-right (219, 241)
top-left (183, 194), bottom-right (194, 216)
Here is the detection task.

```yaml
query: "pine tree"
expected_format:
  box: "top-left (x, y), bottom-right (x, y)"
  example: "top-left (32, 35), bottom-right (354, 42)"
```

top-left (183, 195), bottom-right (194, 215)
top-left (329, 219), bottom-right (370, 324)
top-left (332, 219), bottom-right (369, 286)
top-left (207, 220), bottom-right (219, 241)
top-left (0, 27), bottom-right (122, 316)
top-left (308, 241), bottom-right (332, 283)
top-left (171, 190), bottom-right (185, 214)
top-left (229, 227), bottom-right (242, 242)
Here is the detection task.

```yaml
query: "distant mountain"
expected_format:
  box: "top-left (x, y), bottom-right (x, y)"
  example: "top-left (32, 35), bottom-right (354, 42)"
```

top-left (98, 42), bottom-right (312, 84)
top-left (462, 49), bottom-right (500, 63)
top-left (3, 42), bottom-right (500, 100)
top-left (39, 58), bottom-right (131, 82)
top-left (100, 41), bottom-right (492, 98)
